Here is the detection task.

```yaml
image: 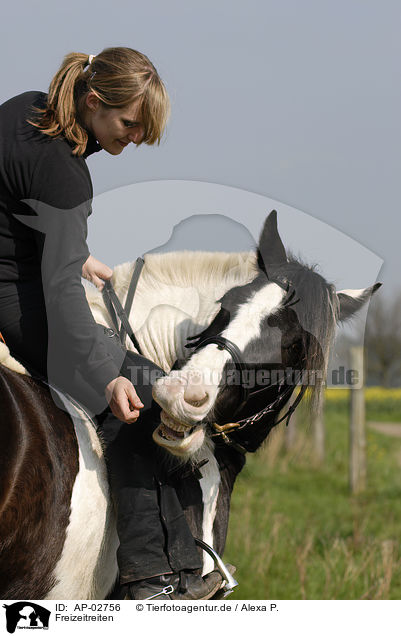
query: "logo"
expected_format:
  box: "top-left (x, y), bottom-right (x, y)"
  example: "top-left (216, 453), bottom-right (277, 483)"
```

top-left (2, 603), bottom-right (50, 634)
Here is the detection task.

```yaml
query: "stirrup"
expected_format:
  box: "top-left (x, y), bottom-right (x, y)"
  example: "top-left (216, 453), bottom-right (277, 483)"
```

top-left (195, 538), bottom-right (239, 597)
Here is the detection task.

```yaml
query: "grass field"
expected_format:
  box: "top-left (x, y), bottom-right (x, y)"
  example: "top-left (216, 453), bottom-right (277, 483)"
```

top-left (224, 388), bottom-right (401, 599)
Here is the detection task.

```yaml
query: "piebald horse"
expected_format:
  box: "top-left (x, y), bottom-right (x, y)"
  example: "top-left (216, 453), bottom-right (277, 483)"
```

top-left (0, 211), bottom-right (379, 599)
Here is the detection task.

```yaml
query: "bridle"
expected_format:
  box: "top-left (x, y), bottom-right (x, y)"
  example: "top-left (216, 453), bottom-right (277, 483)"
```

top-left (186, 334), bottom-right (308, 455)
top-left (102, 263), bottom-right (308, 456)
top-left (184, 274), bottom-right (308, 455)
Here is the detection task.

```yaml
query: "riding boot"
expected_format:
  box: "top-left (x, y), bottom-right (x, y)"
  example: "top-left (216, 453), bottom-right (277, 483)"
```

top-left (98, 407), bottom-right (202, 585)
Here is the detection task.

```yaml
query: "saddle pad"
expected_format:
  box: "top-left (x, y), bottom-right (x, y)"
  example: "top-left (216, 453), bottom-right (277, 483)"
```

top-left (46, 385), bottom-right (99, 433)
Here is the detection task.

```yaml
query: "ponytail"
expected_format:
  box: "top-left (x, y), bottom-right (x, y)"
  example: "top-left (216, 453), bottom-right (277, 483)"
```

top-left (28, 52), bottom-right (92, 155)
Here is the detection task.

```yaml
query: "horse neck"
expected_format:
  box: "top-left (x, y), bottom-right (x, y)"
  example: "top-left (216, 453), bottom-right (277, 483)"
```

top-left (111, 252), bottom-right (257, 371)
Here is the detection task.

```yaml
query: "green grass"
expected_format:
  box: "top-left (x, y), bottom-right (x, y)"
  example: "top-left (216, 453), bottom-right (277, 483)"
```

top-left (223, 389), bottom-right (401, 599)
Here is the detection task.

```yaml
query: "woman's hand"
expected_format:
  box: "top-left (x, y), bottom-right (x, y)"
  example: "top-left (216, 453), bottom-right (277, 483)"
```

top-left (82, 254), bottom-right (113, 290)
top-left (105, 376), bottom-right (144, 423)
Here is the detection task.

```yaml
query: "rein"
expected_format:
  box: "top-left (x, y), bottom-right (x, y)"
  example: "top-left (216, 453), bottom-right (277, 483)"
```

top-left (209, 383), bottom-right (308, 455)
top-left (102, 258), bottom-right (144, 353)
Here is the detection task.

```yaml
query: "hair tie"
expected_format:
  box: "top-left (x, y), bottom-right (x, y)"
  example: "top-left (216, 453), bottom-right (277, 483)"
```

top-left (88, 54), bottom-right (96, 65)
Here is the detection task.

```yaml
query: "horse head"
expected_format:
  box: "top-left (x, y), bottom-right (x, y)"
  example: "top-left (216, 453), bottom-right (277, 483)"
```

top-left (152, 210), bottom-right (380, 458)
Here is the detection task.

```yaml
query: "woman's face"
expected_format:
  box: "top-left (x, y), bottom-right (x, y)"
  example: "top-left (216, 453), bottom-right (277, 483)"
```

top-left (84, 93), bottom-right (145, 155)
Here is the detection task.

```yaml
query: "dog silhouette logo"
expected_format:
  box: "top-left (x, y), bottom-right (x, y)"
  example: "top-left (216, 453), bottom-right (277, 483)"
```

top-left (2, 602), bottom-right (50, 633)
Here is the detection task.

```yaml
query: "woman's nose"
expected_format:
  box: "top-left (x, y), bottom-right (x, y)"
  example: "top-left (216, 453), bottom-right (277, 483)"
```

top-left (128, 130), bottom-right (143, 144)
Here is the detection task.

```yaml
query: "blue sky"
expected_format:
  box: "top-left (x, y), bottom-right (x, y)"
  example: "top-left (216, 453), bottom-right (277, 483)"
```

top-left (1, 0), bottom-right (398, 296)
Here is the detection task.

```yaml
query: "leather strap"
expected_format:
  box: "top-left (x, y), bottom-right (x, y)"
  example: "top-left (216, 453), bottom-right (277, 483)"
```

top-left (102, 259), bottom-right (144, 354)
top-left (192, 335), bottom-right (249, 405)
top-left (119, 257), bottom-right (144, 348)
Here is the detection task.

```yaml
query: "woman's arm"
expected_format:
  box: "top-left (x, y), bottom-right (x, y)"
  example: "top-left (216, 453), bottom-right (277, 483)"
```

top-left (81, 256), bottom-right (145, 420)
top-left (23, 141), bottom-right (141, 419)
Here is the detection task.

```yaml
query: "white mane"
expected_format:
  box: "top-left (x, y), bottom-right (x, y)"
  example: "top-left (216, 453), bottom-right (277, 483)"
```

top-left (86, 250), bottom-right (257, 371)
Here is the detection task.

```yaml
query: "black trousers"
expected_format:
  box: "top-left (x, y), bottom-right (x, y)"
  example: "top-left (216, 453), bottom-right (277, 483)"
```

top-left (0, 281), bottom-right (202, 583)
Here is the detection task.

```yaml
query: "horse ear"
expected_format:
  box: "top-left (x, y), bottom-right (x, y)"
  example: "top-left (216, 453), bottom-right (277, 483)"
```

top-left (337, 283), bottom-right (381, 322)
top-left (257, 210), bottom-right (287, 272)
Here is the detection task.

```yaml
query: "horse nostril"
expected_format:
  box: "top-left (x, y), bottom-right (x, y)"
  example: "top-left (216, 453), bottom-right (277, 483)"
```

top-left (183, 386), bottom-right (209, 408)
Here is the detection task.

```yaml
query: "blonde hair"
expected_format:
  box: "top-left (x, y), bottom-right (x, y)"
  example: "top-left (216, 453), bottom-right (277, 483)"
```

top-left (29, 47), bottom-right (170, 156)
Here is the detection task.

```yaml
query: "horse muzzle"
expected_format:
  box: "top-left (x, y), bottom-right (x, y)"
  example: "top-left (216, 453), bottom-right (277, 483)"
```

top-left (152, 372), bottom-right (217, 423)
top-left (152, 411), bottom-right (206, 457)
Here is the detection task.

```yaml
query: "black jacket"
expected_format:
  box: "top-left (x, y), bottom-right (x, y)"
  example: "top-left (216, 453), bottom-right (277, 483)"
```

top-left (0, 91), bottom-right (120, 393)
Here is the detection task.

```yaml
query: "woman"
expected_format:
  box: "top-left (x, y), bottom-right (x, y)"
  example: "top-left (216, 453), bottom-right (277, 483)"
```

top-left (0, 47), bottom-right (222, 600)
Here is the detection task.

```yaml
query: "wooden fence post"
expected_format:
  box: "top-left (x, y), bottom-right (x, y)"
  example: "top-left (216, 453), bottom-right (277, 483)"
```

top-left (349, 346), bottom-right (367, 493)
top-left (311, 384), bottom-right (325, 464)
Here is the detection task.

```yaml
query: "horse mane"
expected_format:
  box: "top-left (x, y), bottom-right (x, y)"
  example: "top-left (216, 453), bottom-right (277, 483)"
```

top-left (269, 254), bottom-right (338, 406)
top-left (85, 251), bottom-right (257, 312)
top-left (118, 251), bottom-right (257, 294)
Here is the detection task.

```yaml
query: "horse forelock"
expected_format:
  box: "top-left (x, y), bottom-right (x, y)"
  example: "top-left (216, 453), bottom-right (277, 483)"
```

top-left (284, 257), bottom-right (335, 347)
top-left (259, 255), bottom-right (337, 405)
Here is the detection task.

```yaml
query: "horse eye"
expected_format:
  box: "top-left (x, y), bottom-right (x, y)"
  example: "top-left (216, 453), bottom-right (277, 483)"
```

top-left (283, 340), bottom-right (301, 352)
top-left (267, 314), bottom-right (280, 328)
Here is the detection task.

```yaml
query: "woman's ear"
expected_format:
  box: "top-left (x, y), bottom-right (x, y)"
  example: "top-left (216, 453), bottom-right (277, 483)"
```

top-left (85, 91), bottom-right (100, 112)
